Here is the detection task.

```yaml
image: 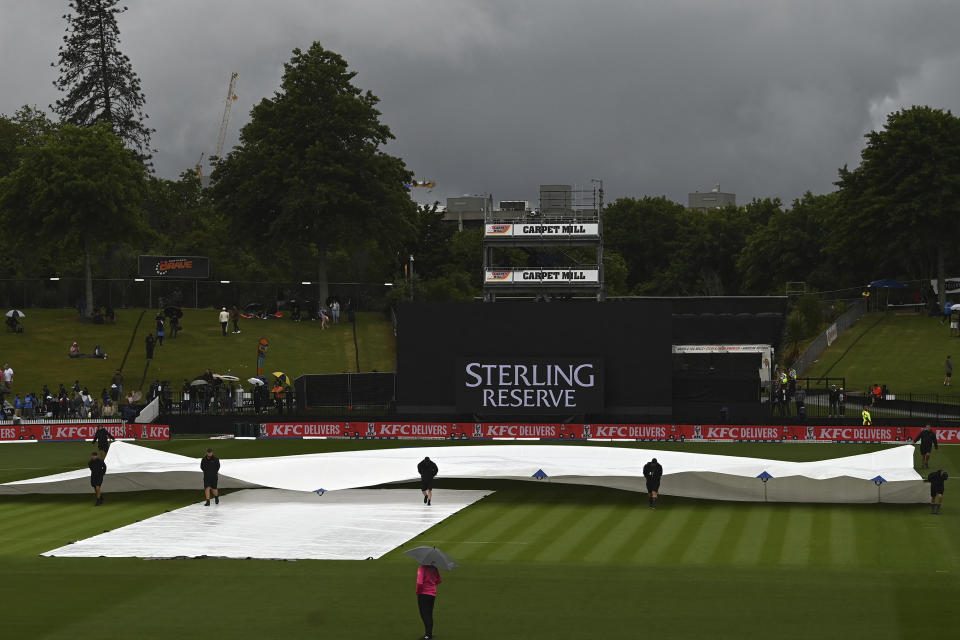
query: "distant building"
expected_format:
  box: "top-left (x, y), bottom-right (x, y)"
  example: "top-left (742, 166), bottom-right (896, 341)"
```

top-left (443, 194), bottom-right (493, 229)
top-left (688, 187), bottom-right (736, 212)
top-left (498, 200), bottom-right (530, 214)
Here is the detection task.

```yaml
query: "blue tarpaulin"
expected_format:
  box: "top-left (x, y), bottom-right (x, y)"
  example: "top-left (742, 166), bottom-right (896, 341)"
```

top-left (869, 279), bottom-right (907, 288)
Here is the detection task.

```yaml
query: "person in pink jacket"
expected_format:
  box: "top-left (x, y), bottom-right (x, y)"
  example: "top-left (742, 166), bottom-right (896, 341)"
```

top-left (416, 563), bottom-right (442, 639)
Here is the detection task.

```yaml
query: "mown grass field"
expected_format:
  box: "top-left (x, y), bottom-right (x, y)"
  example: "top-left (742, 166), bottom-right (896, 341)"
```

top-left (0, 439), bottom-right (956, 639)
top-left (805, 311), bottom-right (959, 396)
top-left (0, 308), bottom-right (395, 398)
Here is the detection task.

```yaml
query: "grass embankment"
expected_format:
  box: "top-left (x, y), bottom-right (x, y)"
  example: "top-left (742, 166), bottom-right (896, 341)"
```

top-left (0, 439), bottom-right (956, 638)
top-left (0, 308), bottom-right (395, 398)
top-left (805, 312), bottom-right (958, 394)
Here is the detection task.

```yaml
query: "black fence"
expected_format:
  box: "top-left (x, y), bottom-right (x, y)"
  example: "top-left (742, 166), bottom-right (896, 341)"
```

top-left (0, 278), bottom-right (394, 312)
top-left (765, 377), bottom-right (960, 423)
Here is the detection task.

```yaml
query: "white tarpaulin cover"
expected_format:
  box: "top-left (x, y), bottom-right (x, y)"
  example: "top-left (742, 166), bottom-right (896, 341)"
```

top-left (0, 441), bottom-right (926, 503)
top-left (42, 488), bottom-right (490, 560)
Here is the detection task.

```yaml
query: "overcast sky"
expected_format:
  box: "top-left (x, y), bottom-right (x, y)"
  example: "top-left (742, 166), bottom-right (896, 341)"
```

top-left (3, 0), bottom-right (959, 208)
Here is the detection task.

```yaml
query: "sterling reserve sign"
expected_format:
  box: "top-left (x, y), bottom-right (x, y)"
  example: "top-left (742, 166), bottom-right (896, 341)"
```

top-left (457, 358), bottom-right (604, 414)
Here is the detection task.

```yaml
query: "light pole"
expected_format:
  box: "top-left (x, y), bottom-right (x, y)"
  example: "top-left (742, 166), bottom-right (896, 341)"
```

top-left (408, 254), bottom-right (415, 301)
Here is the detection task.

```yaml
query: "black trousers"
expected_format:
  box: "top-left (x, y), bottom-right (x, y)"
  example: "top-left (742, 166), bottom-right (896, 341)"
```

top-left (417, 594), bottom-right (435, 634)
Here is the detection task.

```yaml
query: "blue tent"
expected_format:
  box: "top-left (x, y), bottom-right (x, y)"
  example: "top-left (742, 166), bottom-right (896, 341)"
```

top-left (869, 278), bottom-right (907, 288)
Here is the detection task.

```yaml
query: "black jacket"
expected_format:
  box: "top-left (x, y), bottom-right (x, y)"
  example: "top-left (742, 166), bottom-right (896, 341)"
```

top-left (89, 458), bottom-right (106, 477)
top-left (914, 430), bottom-right (939, 449)
top-left (201, 455), bottom-right (220, 477)
top-left (643, 461), bottom-right (663, 480)
top-left (417, 458), bottom-right (438, 479)
top-left (928, 470), bottom-right (948, 492)
top-left (93, 427), bottom-right (115, 449)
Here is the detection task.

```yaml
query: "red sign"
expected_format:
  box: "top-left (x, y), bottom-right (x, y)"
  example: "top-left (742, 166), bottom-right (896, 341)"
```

top-left (0, 424), bottom-right (170, 442)
top-left (260, 422), bottom-right (347, 438)
top-left (247, 422), bottom-right (960, 444)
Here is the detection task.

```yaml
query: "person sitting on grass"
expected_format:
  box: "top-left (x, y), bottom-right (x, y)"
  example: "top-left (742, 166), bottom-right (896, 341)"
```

top-left (69, 341), bottom-right (80, 357)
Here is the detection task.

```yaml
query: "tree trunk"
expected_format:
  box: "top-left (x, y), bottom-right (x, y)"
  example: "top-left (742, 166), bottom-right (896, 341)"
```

top-left (938, 243), bottom-right (946, 311)
top-left (84, 238), bottom-right (94, 318)
top-left (317, 244), bottom-right (329, 307)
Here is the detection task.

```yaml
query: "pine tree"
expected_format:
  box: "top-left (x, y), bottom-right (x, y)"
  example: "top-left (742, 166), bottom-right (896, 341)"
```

top-left (51, 0), bottom-right (153, 162)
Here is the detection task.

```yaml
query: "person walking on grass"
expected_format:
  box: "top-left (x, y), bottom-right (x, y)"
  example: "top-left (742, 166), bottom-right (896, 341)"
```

top-left (927, 469), bottom-right (948, 514)
top-left (89, 451), bottom-right (106, 506)
top-left (643, 457), bottom-right (663, 509)
top-left (945, 355), bottom-right (953, 386)
top-left (201, 448), bottom-right (220, 505)
top-left (418, 456), bottom-right (438, 505)
top-left (416, 562), bottom-right (442, 640)
top-left (914, 425), bottom-right (939, 469)
top-left (218, 307), bottom-right (230, 336)
top-left (145, 333), bottom-right (156, 361)
top-left (93, 425), bottom-right (115, 459)
top-left (230, 305), bottom-right (241, 334)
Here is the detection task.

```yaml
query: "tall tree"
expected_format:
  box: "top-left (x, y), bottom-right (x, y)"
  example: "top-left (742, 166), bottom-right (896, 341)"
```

top-left (0, 124), bottom-right (148, 315)
top-left (0, 106), bottom-right (56, 179)
top-left (211, 43), bottom-right (416, 304)
top-left (52, 0), bottom-right (153, 161)
top-left (836, 106), bottom-right (960, 306)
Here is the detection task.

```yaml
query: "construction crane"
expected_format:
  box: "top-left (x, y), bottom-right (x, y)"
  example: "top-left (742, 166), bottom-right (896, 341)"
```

top-left (195, 152), bottom-right (205, 179)
top-left (213, 72), bottom-right (239, 164)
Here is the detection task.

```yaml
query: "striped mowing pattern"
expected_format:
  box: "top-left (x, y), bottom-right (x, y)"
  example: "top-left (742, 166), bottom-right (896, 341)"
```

top-left (403, 484), bottom-right (958, 572)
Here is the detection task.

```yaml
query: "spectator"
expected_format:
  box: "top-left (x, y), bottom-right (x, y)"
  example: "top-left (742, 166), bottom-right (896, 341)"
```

top-left (156, 315), bottom-right (165, 346)
top-left (794, 383), bottom-right (806, 416)
top-left (93, 344), bottom-right (106, 359)
top-left (105, 306), bottom-right (116, 323)
top-left (180, 379), bottom-right (190, 414)
top-left (3, 363), bottom-right (14, 389)
top-left (332, 299), bottom-right (340, 323)
top-left (272, 383), bottom-right (284, 415)
top-left (218, 307), bottom-right (229, 336)
top-left (69, 342), bottom-right (81, 357)
top-left (945, 356), bottom-right (953, 387)
top-left (838, 387), bottom-right (846, 416)
top-left (145, 333), bottom-right (156, 360)
top-left (23, 393), bottom-right (34, 418)
top-left (231, 305), bottom-right (241, 334)
top-left (13, 395), bottom-right (22, 417)
top-left (111, 370), bottom-right (124, 402)
top-left (828, 384), bottom-right (840, 417)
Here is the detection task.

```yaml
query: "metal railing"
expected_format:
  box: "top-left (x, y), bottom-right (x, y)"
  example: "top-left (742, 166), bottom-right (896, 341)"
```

top-left (792, 299), bottom-right (867, 376)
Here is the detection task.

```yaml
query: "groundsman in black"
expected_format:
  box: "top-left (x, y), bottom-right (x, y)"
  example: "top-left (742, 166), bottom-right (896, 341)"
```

top-left (89, 451), bottom-right (106, 505)
top-left (93, 426), bottom-right (115, 458)
top-left (913, 425), bottom-right (939, 469)
top-left (643, 458), bottom-right (663, 509)
top-left (201, 448), bottom-right (221, 506)
top-left (417, 457), bottom-right (438, 505)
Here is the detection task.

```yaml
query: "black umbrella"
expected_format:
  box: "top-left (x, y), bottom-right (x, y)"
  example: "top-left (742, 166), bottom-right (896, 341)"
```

top-left (403, 546), bottom-right (458, 571)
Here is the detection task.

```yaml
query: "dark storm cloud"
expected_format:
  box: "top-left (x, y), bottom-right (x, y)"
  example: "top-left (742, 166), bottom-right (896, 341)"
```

top-left (3, 1), bottom-right (959, 207)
